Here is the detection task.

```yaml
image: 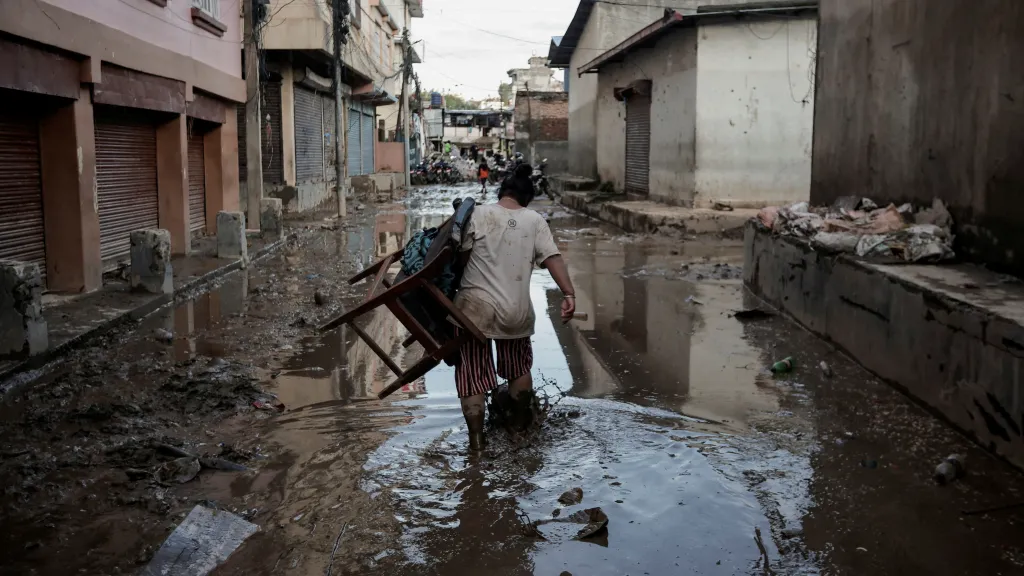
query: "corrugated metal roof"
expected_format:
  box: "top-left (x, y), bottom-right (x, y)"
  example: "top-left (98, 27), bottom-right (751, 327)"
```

top-left (547, 0), bottom-right (596, 68)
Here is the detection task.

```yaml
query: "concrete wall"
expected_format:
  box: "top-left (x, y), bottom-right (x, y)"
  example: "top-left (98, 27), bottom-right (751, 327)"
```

top-left (745, 223), bottom-right (1024, 469)
top-left (533, 141), bottom-right (569, 175)
top-left (811, 0), bottom-right (1024, 277)
top-left (695, 17), bottom-right (815, 207)
top-left (564, 0), bottom-right (756, 180)
top-left (43, 0), bottom-right (241, 80)
top-left (376, 141), bottom-right (405, 172)
top-left (595, 27), bottom-right (698, 206)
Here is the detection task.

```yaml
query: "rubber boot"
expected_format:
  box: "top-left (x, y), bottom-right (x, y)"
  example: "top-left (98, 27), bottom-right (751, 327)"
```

top-left (511, 389), bottom-right (537, 432)
top-left (466, 411), bottom-right (486, 451)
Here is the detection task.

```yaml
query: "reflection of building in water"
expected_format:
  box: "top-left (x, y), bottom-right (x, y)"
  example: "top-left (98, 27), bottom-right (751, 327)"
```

top-left (171, 273), bottom-right (249, 360)
top-left (375, 206), bottom-right (407, 258)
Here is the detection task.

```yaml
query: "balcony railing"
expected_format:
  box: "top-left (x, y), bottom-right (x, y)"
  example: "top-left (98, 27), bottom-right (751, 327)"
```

top-left (192, 0), bottom-right (220, 19)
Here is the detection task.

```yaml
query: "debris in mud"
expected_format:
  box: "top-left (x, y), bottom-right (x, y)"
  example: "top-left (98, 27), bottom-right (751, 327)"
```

top-left (781, 527), bottom-right (804, 539)
top-left (770, 357), bottom-right (794, 374)
top-left (155, 457), bottom-right (201, 484)
top-left (314, 289), bottom-right (328, 306)
top-left (154, 328), bottom-right (174, 343)
top-left (819, 361), bottom-right (833, 378)
top-left (734, 309), bottom-right (774, 321)
top-left (199, 457), bottom-right (248, 472)
top-left (142, 505), bottom-right (258, 576)
top-left (527, 507), bottom-right (610, 543)
top-left (712, 201), bottom-right (735, 212)
top-left (558, 487), bottom-right (584, 505)
top-left (934, 454), bottom-right (965, 485)
top-left (684, 296), bottom-right (704, 305)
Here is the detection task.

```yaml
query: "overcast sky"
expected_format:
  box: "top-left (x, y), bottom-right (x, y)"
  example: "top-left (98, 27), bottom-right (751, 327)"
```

top-left (413, 0), bottom-right (580, 100)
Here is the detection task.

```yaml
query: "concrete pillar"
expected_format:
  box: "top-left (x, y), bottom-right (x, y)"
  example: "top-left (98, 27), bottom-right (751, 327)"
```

top-left (281, 67), bottom-right (297, 186)
top-left (156, 114), bottom-right (191, 256)
top-left (260, 198), bottom-right (284, 241)
top-left (0, 260), bottom-right (48, 359)
top-left (217, 211), bottom-right (247, 260)
top-left (204, 107), bottom-right (240, 236)
top-left (129, 229), bottom-right (173, 294)
top-left (38, 87), bottom-right (102, 293)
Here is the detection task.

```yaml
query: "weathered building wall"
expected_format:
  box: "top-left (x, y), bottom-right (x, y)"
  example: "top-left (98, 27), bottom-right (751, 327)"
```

top-left (563, 0), bottom-right (761, 180)
top-left (595, 27), bottom-right (698, 206)
top-left (811, 0), bottom-right (1024, 275)
top-left (514, 92), bottom-right (569, 166)
top-left (694, 16), bottom-right (815, 208)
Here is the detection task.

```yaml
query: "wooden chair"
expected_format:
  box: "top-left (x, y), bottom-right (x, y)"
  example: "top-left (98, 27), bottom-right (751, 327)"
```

top-left (319, 202), bottom-right (486, 400)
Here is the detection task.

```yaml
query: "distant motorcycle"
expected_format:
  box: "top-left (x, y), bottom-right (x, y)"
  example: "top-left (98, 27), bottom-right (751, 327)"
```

top-left (531, 158), bottom-right (552, 199)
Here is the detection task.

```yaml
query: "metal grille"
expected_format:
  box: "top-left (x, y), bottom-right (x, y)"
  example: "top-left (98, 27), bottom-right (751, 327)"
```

top-left (625, 94), bottom-right (651, 196)
top-left (321, 94), bottom-right (337, 181)
top-left (188, 130), bottom-right (207, 233)
top-left (236, 103), bottom-right (246, 181)
top-left (0, 111), bottom-right (45, 277)
top-left (95, 111), bottom-right (159, 266)
top-left (191, 0), bottom-right (220, 19)
top-left (347, 107), bottom-right (362, 176)
top-left (262, 81), bottom-right (283, 184)
top-left (294, 86), bottom-right (323, 182)
top-left (361, 110), bottom-right (375, 176)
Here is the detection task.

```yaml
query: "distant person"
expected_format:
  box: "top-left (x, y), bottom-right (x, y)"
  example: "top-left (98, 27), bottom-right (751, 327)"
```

top-left (453, 163), bottom-right (576, 451)
top-left (444, 141), bottom-right (452, 156)
top-left (477, 160), bottom-right (490, 193)
top-left (470, 144), bottom-right (479, 163)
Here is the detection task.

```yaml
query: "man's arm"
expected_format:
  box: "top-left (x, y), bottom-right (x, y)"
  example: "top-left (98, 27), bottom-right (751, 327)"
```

top-left (542, 255), bottom-right (576, 322)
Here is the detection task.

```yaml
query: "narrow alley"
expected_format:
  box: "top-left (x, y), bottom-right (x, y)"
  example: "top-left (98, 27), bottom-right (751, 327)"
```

top-left (3, 185), bottom-right (1023, 575)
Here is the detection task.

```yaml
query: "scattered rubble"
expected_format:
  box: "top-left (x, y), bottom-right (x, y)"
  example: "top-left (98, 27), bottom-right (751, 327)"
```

top-left (755, 197), bottom-right (955, 262)
top-left (558, 487), bottom-right (584, 506)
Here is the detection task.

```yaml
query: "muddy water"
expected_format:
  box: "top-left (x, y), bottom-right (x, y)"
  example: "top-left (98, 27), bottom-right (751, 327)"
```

top-left (212, 185), bottom-right (1024, 576)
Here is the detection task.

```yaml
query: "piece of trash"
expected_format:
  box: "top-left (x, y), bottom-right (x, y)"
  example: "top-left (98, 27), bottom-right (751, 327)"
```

top-left (856, 547), bottom-right (868, 553)
top-left (551, 509), bottom-right (561, 518)
top-left (684, 296), bottom-right (704, 305)
top-left (558, 487), bottom-right (584, 506)
top-left (712, 201), bottom-right (734, 212)
top-left (314, 290), bottom-right (328, 306)
top-left (199, 457), bottom-right (247, 472)
top-left (293, 513), bottom-right (304, 522)
top-left (154, 328), bottom-right (174, 343)
top-left (781, 527), bottom-right (803, 539)
top-left (531, 507), bottom-right (609, 542)
top-left (306, 274), bottom-right (320, 280)
top-left (252, 400), bottom-right (285, 412)
top-left (770, 357), bottom-right (794, 374)
top-left (861, 459), bottom-right (878, 469)
top-left (734, 309), bottom-right (774, 321)
top-left (155, 457), bottom-right (201, 485)
top-left (933, 454), bottom-right (964, 485)
top-left (572, 508), bottom-right (609, 539)
top-left (141, 505), bottom-right (258, 576)
top-left (156, 443), bottom-right (195, 459)
top-left (819, 361), bottom-right (833, 378)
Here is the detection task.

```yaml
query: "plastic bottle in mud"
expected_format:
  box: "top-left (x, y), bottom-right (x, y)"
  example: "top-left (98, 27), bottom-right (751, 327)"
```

top-left (770, 357), bottom-right (794, 374)
top-left (933, 454), bottom-right (965, 485)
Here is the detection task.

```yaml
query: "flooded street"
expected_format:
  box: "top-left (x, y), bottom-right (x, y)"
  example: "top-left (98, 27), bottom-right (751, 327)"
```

top-left (3, 185), bottom-right (1024, 575)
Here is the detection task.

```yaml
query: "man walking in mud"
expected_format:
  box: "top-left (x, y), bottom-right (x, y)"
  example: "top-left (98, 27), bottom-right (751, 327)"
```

top-left (454, 164), bottom-right (576, 450)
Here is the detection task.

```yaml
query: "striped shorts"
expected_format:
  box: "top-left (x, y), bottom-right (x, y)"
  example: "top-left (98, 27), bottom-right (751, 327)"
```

top-left (454, 329), bottom-right (533, 398)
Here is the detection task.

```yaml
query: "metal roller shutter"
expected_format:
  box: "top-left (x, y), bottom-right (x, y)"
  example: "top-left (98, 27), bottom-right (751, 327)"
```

top-left (347, 107), bottom-right (362, 176)
top-left (95, 111), bottom-right (159, 265)
top-left (361, 109), bottom-right (374, 176)
top-left (262, 81), bottom-right (284, 184)
top-left (625, 93), bottom-right (651, 196)
top-left (188, 130), bottom-right (207, 233)
top-left (0, 111), bottom-right (45, 277)
top-left (321, 94), bottom-right (337, 181)
top-left (294, 86), bottom-right (323, 182)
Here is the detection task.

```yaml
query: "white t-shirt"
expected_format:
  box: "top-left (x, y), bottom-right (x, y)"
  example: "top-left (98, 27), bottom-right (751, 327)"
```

top-left (454, 204), bottom-right (560, 339)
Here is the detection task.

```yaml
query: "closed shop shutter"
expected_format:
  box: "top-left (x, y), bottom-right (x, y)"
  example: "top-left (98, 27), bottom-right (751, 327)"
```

top-left (625, 93), bottom-right (651, 196)
top-left (95, 110), bottom-right (159, 265)
top-left (262, 81), bottom-right (284, 184)
top-left (321, 94), bottom-right (337, 181)
top-left (0, 111), bottom-right (45, 278)
top-left (187, 130), bottom-right (207, 233)
top-left (361, 109), bottom-right (375, 176)
top-left (294, 86), bottom-right (323, 182)
top-left (347, 107), bottom-right (362, 176)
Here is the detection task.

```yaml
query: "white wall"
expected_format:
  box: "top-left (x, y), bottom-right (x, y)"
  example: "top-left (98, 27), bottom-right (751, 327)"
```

top-left (694, 16), bottom-right (816, 207)
top-left (595, 27), bottom-right (698, 206)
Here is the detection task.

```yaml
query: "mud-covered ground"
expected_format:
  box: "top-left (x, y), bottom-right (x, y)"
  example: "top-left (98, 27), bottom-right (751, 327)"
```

top-left (3, 186), bottom-right (1024, 576)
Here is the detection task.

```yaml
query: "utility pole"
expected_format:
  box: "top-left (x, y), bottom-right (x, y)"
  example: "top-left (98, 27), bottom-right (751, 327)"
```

top-left (243, 0), bottom-right (263, 230)
top-left (399, 31), bottom-right (412, 188)
top-left (331, 0), bottom-right (350, 217)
